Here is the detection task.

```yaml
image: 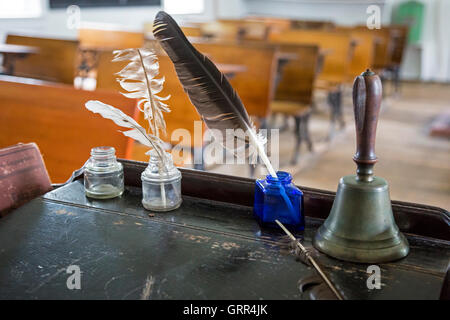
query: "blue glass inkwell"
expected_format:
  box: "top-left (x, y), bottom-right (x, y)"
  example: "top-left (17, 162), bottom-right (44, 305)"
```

top-left (254, 171), bottom-right (305, 231)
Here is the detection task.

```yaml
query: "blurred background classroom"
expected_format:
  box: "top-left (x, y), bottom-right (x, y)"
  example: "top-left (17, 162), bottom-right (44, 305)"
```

top-left (0, 0), bottom-right (449, 209)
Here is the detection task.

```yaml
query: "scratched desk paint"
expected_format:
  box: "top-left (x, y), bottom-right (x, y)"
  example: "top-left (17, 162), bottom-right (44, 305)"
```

top-left (0, 180), bottom-right (448, 299)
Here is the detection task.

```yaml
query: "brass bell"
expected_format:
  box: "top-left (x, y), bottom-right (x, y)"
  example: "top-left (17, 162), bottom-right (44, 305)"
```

top-left (313, 70), bottom-right (409, 263)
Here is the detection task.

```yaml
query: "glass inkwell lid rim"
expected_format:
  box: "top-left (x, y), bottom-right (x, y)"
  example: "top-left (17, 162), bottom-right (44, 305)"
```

top-left (85, 146), bottom-right (122, 172)
top-left (141, 149), bottom-right (181, 183)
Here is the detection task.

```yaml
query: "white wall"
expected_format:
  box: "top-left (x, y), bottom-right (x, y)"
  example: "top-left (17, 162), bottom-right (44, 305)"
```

top-left (420, 0), bottom-right (450, 82)
top-left (0, 1), bottom-right (152, 41)
top-left (245, 0), bottom-right (388, 25)
top-left (1, 0), bottom-right (448, 82)
top-left (217, 0), bottom-right (247, 19)
top-left (0, 0), bottom-right (223, 41)
top-left (384, 0), bottom-right (449, 82)
top-left (244, 0), bottom-right (450, 82)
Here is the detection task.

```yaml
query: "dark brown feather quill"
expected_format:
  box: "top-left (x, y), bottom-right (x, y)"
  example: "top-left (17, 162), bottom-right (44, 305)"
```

top-left (153, 11), bottom-right (277, 177)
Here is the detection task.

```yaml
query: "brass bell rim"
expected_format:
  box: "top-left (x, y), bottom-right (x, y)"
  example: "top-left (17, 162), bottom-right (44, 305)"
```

top-left (316, 225), bottom-right (407, 250)
top-left (314, 229), bottom-right (410, 263)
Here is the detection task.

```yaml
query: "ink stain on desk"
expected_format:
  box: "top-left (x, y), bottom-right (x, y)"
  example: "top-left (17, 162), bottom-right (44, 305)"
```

top-left (54, 209), bottom-right (76, 216)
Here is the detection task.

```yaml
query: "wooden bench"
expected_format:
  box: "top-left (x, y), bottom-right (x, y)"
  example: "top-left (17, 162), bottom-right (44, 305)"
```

top-left (245, 16), bottom-right (292, 34)
top-left (78, 28), bottom-right (144, 49)
top-left (200, 20), bottom-right (270, 41)
top-left (246, 17), bottom-right (335, 32)
top-left (181, 26), bottom-right (203, 37)
top-left (0, 76), bottom-right (138, 183)
top-left (290, 19), bottom-right (336, 30)
top-left (5, 34), bottom-right (79, 84)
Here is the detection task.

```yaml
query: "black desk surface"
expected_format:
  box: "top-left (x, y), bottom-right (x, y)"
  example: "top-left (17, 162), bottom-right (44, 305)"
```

top-left (0, 162), bottom-right (449, 300)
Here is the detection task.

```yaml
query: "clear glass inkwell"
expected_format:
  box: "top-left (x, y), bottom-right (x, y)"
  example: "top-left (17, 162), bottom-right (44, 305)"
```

top-left (84, 146), bottom-right (124, 199)
top-left (141, 150), bottom-right (182, 212)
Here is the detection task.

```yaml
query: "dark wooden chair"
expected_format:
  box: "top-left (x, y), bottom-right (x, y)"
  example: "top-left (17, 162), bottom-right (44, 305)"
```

top-left (270, 44), bottom-right (320, 164)
top-left (194, 41), bottom-right (279, 173)
top-left (194, 40), bottom-right (278, 122)
top-left (269, 29), bottom-right (355, 138)
top-left (336, 26), bottom-right (377, 79)
top-left (352, 25), bottom-right (404, 96)
top-left (386, 25), bottom-right (409, 94)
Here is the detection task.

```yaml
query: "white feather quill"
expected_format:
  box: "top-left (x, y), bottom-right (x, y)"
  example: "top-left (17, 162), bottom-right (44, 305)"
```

top-left (113, 48), bottom-right (170, 138)
top-left (85, 100), bottom-right (168, 165)
top-left (85, 48), bottom-right (174, 208)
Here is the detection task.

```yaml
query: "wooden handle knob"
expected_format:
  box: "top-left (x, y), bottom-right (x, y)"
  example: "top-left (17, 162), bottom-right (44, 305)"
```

top-left (352, 70), bottom-right (382, 166)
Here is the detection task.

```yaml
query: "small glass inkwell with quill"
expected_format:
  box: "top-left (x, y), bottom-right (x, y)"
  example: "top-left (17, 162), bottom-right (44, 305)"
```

top-left (141, 149), bottom-right (181, 211)
top-left (84, 48), bottom-right (181, 211)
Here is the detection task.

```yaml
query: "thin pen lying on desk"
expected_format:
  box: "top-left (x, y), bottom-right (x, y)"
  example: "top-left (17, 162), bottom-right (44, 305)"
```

top-left (275, 219), bottom-right (344, 300)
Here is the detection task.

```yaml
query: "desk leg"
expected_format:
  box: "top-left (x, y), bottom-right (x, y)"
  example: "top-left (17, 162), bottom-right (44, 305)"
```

top-left (291, 116), bottom-right (303, 165)
top-left (336, 89), bottom-right (345, 129)
top-left (327, 91), bottom-right (337, 140)
top-left (2, 54), bottom-right (16, 75)
top-left (393, 66), bottom-right (401, 95)
top-left (302, 113), bottom-right (313, 152)
top-left (327, 88), bottom-right (344, 140)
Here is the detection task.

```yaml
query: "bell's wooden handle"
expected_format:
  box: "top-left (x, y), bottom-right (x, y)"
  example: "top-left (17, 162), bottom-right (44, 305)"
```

top-left (352, 70), bottom-right (382, 180)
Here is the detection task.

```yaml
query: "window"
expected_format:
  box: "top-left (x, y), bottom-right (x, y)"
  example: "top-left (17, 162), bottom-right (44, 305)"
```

top-left (164, 0), bottom-right (204, 14)
top-left (49, 0), bottom-right (161, 9)
top-left (0, 0), bottom-right (42, 18)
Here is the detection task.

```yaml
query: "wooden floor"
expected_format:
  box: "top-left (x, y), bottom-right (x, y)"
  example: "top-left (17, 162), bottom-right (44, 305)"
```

top-left (210, 81), bottom-right (450, 210)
